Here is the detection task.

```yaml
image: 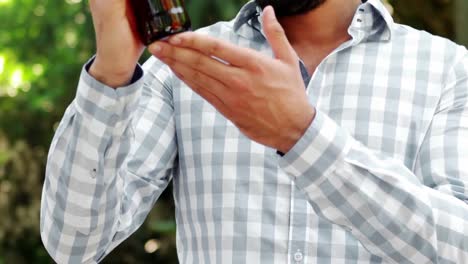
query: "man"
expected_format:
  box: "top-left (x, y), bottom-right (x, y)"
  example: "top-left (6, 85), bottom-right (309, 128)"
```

top-left (40, 0), bottom-right (468, 262)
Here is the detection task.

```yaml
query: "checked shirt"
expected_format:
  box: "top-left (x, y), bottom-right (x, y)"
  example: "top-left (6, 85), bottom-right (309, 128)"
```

top-left (41, 0), bottom-right (468, 263)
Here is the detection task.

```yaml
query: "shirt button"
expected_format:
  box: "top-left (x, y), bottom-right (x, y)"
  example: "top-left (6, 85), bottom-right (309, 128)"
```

top-left (294, 251), bottom-right (303, 262)
top-left (90, 168), bottom-right (97, 179)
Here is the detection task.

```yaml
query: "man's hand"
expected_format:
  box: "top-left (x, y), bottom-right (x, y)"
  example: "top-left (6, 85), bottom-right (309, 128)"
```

top-left (88, 0), bottom-right (145, 87)
top-left (149, 6), bottom-right (315, 153)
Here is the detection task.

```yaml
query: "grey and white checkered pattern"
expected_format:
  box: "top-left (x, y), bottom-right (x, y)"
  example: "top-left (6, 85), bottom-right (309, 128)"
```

top-left (40, 0), bottom-right (468, 263)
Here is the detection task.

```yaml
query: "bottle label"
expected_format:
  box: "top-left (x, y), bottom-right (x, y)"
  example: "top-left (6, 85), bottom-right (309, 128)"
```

top-left (131, 0), bottom-right (191, 45)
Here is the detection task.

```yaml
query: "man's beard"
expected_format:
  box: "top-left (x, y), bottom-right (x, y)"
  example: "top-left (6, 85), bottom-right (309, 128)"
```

top-left (255, 0), bottom-right (326, 17)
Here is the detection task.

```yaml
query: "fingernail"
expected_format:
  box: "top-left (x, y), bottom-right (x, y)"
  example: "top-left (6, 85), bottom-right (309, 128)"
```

top-left (169, 36), bottom-right (181, 45)
top-left (267, 6), bottom-right (276, 21)
top-left (150, 43), bottom-right (162, 53)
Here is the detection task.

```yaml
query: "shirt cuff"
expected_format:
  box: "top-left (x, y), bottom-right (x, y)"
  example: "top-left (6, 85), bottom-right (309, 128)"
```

top-left (74, 57), bottom-right (144, 126)
top-left (278, 110), bottom-right (353, 186)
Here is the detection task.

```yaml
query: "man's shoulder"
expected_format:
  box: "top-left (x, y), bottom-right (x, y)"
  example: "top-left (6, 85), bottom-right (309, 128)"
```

top-left (391, 23), bottom-right (467, 60)
top-left (392, 23), bottom-right (466, 53)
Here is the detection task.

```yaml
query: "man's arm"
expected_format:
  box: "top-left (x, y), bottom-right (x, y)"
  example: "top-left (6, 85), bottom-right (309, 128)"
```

top-left (279, 51), bottom-right (468, 263)
top-left (40, 57), bottom-right (178, 263)
top-left (40, 0), bottom-right (179, 261)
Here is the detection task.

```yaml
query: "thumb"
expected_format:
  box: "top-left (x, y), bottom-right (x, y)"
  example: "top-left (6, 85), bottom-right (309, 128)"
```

top-left (262, 6), bottom-right (297, 63)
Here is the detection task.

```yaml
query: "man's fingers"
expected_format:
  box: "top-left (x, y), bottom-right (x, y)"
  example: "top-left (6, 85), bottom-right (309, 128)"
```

top-left (166, 32), bottom-right (256, 68)
top-left (149, 41), bottom-right (238, 85)
top-left (161, 57), bottom-right (232, 116)
top-left (262, 6), bottom-right (297, 64)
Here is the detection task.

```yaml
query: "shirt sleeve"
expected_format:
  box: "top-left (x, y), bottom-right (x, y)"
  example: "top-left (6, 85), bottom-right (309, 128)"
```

top-left (279, 51), bottom-right (468, 263)
top-left (40, 56), bottom-right (178, 263)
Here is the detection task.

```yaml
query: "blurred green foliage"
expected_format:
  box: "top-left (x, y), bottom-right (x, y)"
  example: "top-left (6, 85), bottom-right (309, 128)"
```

top-left (0, 0), bottom-right (465, 263)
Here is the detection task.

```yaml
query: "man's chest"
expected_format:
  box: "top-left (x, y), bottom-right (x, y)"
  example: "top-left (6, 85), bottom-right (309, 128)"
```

top-left (170, 40), bottom-right (443, 170)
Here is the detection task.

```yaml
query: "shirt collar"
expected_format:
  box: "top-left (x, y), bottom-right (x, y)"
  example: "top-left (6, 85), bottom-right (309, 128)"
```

top-left (233, 0), bottom-right (394, 43)
top-left (358, 0), bottom-right (394, 41)
top-left (233, 1), bottom-right (259, 32)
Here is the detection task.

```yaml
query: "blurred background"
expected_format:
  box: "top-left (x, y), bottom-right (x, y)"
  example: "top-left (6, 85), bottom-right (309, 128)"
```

top-left (0, 0), bottom-right (466, 263)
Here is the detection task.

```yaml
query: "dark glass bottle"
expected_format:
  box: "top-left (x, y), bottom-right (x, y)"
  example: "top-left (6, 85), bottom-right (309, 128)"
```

top-left (130, 0), bottom-right (191, 45)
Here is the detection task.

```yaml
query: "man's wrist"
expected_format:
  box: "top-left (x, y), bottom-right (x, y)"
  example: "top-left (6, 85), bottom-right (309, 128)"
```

top-left (88, 58), bottom-right (137, 88)
top-left (277, 106), bottom-right (316, 154)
